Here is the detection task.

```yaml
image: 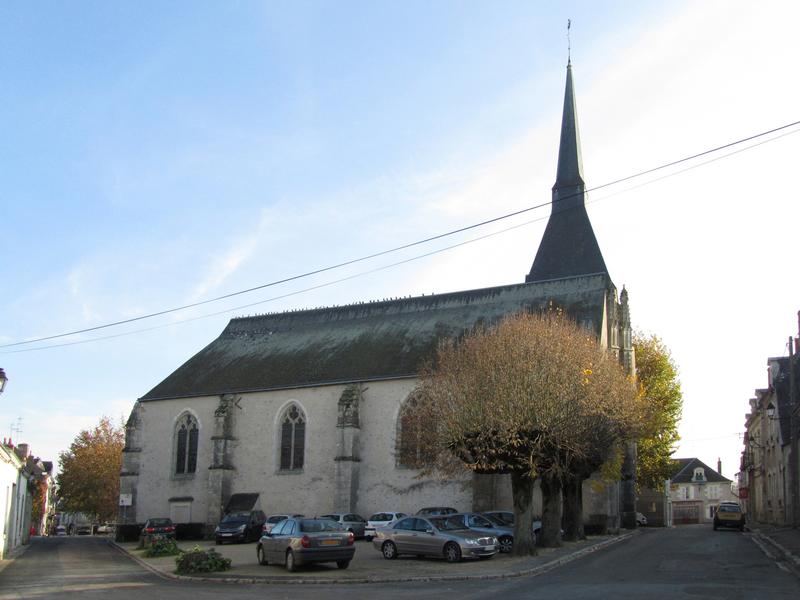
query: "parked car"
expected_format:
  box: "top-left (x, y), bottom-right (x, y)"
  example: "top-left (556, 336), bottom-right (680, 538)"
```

top-left (415, 507), bottom-right (458, 516)
top-left (263, 514), bottom-right (305, 534)
top-left (451, 512), bottom-right (514, 553)
top-left (713, 502), bottom-right (745, 531)
top-left (75, 522), bottom-right (93, 535)
top-left (636, 512), bottom-right (648, 526)
top-left (215, 510), bottom-right (267, 544)
top-left (320, 513), bottom-right (368, 539)
top-left (140, 518), bottom-right (176, 539)
top-left (482, 511), bottom-right (542, 538)
top-left (96, 523), bottom-right (114, 534)
top-left (256, 517), bottom-right (355, 571)
top-left (373, 515), bottom-right (498, 562)
top-left (365, 512), bottom-right (408, 541)
top-left (54, 525), bottom-right (67, 536)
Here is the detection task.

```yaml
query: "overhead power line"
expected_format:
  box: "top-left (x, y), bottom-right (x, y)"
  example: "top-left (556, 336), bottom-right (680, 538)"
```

top-left (3, 118), bottom-right (800, 350)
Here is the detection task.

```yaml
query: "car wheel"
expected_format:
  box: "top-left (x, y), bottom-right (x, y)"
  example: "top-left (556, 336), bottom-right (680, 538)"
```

top-left (381, 541), bottom-right (398, 560)
top-left (336, 560), bottom-right (350, 569)
top-left (257, 545), bottom-right (268, 566)
top-left (444, 542), bottom-right (462, 563)
top-left (498, 535), bottom-right (513, 554)
top-left (285, 549), bottom-right (297, 572)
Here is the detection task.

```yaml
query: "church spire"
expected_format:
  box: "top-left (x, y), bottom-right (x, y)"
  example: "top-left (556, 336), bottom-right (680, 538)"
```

top-left (526, 62), bottom-right (608, 283)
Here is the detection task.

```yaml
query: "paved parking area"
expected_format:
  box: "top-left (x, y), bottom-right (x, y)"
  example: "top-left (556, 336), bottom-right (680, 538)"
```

top-left (115, 533), bottom-right (634, 583)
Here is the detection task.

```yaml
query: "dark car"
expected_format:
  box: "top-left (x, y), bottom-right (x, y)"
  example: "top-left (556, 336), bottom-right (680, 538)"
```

top-left (256, 517), bottom-right (355, 572)
top-left (416, 507), bottom-right (458, 516)
top-left (215, 510), bottom-right (267, 544)
top-left (141, 518), bottom-right (175, 540)
top-left (713, 503), bottom-right (745, 531)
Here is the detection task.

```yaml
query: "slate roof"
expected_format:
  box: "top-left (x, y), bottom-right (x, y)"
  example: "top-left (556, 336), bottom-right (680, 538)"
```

top-left (671, 458), bottom-right (731, 484)
top-left (141, 274), bottom-right (613, 401)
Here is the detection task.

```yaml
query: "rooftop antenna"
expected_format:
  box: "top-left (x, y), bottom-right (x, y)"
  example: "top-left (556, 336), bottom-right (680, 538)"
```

top-left (9, 416), bottom-right (22, 440)
top-left (567, 19), bottom-right (572, 65)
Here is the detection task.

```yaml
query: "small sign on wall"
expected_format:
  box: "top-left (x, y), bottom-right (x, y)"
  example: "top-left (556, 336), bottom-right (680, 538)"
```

top-left (119, 493), bottom-right (132, 506)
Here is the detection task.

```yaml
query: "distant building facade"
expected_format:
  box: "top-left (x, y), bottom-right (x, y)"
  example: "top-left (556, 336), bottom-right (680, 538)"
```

top-left (119, 63), bottom-right (635, 536)
top-left (669, 458), bottom-right (735, 524)
top-left (740, 353), bottom-right (797, 525)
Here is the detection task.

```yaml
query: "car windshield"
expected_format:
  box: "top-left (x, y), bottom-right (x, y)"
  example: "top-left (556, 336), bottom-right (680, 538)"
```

top-left (221, 515), bottom-right (248, 524)
top-left (267, 516), bottom-right (287, 524)
top-left (718, 505), bottom-right (741, 513)
top-left (370, 513), bottom-right (391, 521)
top-left (483, 513), bottom-right (507, 526)
top-left (148, 519), bottom-right (171, 526)
top-left (430, 516), bottom-right (468, 531)
top-left (299, 519), bottom-right (342, 532)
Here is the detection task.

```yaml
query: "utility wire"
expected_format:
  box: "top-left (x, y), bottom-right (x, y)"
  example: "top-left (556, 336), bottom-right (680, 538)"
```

top-left (3, 118), bottom-right (800, 349)
top-left (7, 125), bottom-right (800, 354)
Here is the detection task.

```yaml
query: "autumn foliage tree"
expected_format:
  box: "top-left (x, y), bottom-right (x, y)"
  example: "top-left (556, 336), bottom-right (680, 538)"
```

top-left (57, 417), bottom-right (124, 523)
top-left (407, 311), bottom-right (638, 555)
top-left (633, 333), bottom-right (683, 490)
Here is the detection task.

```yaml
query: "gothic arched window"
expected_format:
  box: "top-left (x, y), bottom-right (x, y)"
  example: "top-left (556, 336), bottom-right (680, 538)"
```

top-left (279, 404), bottom-right (305, 471)
top-left (174, 413), bottom-right (199, 475)
top-left (396, 393), bottom-right (433, 468)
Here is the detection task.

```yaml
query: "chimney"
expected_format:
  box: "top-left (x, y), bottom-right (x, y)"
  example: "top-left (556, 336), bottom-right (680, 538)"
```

top-left (717, 457), bottom-right (722, 475)
top-left (17, 443), bottom-right (29, 459)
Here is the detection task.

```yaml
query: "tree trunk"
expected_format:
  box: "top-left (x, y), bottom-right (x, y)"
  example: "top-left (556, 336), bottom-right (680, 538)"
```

top-left (539, 472), bottom-right (562, 547)
top-left (510, 470), bottom-right (537, 556)
top-left (562, 473), bottom-right (585, 541)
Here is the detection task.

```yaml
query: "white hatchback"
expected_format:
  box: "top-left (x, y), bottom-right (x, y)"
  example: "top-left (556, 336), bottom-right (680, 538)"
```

top-left (365, 511), bottom-right (408, 540)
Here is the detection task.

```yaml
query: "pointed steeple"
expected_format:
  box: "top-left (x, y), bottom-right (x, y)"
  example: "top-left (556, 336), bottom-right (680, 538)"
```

top-left (554, 62), bottom-right (584, 190)
top-left (526, 62), bottom-right (608, 283)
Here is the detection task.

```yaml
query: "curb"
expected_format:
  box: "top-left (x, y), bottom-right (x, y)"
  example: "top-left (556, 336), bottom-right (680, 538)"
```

top-left (110, 530), bottom-right (639, 585)
top-left (750, 531), bottom-right (800, 578)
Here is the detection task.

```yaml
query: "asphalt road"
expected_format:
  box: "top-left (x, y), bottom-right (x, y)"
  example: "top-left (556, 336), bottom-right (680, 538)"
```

top-left (1, 526), bottom-right (797, 599)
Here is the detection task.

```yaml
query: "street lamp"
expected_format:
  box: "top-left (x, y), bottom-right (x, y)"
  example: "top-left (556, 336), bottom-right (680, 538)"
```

top-left (0, 368), bottom-right (7, 395)
top-left (767, 403), bottom-right (776, 419)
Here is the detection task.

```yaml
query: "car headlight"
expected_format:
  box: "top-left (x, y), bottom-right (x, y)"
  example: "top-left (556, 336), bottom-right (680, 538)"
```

top-left (238, 524), bottom-right (247, 532)
top-left (214, 527), bottom-right (220, 533)
top-left (464, 538), bottom-right (479, 545)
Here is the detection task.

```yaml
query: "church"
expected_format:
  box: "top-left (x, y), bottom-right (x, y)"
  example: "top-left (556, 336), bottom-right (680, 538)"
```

top-left (119, 62), bottom-right (634, 536)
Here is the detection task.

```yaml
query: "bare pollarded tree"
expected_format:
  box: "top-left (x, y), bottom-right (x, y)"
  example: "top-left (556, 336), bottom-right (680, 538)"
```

top-left (402, 310), bottom-right (639, 555)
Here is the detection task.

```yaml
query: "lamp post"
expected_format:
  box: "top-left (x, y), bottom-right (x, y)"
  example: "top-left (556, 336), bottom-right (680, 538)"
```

top-left (0, 368), bottom-right (7, 395)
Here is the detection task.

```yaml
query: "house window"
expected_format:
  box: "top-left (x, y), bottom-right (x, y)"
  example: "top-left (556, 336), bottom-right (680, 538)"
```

top-left (279, 404), bottom-right (305, 471)
top-left (693, 468), bottom-right (706, 482)
top-left (174, 413), bottom-right (199, 475)
top-left (396, 393), bottom-right (434, 468)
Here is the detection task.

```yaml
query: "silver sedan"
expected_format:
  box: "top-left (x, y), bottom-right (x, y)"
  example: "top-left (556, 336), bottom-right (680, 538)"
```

top-left (372, 515), bottom-right (498, 562)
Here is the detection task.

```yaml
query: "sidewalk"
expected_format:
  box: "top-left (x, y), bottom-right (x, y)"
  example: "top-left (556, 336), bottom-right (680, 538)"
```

top-left (112, 531), bottom-right (638, 584)
top-left (747, 522), bottom-right (800, 577)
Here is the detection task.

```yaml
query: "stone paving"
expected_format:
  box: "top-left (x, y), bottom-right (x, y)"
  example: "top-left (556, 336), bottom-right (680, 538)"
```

top-left (113, 532), bottom-right (636, 584)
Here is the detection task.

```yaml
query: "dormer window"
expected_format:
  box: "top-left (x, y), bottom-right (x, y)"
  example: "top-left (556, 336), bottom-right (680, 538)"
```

top-left (693, 467), bottom-right (706, 482)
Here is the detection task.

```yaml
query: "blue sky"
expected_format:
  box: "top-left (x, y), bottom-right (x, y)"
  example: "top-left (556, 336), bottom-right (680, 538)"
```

top-left (3, 1), bottom-right (800, 485)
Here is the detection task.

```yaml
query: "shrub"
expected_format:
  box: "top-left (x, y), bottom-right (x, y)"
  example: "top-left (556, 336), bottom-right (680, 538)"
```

top-left (142, 537), bottom-right (180, 557)
top-left (175, 546), bottom-right (232, 574)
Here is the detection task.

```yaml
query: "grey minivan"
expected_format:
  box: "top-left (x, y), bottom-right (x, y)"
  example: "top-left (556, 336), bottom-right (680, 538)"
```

top-left (373, 515), bottom-right (497, 562)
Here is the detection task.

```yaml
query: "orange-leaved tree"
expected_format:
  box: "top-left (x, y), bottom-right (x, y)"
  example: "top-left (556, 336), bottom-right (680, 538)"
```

top-left (57, 416), bottom-right (124, 523)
